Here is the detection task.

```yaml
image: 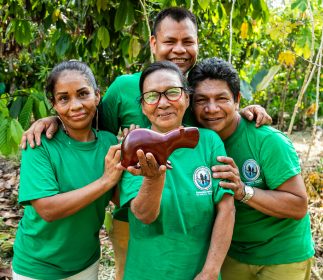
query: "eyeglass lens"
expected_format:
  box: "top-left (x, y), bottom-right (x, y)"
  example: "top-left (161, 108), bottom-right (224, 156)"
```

top-left (144, 87), bottom-right (182, 104)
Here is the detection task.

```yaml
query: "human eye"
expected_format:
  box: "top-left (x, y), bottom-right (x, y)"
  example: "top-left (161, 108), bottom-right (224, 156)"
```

top-left (59, 95), bottom-right (68, 102)
top-left (79, 91), bottom-right (90, 97)
top-left (144, 92), bottom-right (159, 104)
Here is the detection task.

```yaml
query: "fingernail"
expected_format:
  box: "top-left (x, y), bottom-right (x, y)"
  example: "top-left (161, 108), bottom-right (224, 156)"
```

top-left (218, 156), bottom-right (222, 160)
top-left (37, 142), bottom-right (39, 146)
top-left (213, 173), bottom-right (217, 177)
top-left (48, 133), bottom-right (52, 137)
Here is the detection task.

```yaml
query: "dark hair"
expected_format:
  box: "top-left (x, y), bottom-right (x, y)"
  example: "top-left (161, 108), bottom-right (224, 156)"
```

top-left (188, 58), bottom-right (240, 102)
top-left (139, 61), bottom-right (186, 102)
top-left (153, 7), bottom-right (197, 38)
top-left (45, 60), bottom-right (98, 101)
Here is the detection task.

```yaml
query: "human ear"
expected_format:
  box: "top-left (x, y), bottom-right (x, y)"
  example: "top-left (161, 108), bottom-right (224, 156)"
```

top-left (185, 93), bottom-right (190, 110)
top-left (150, 36), bottom-right (157, 55)
top-left (141, 103), bottom-right (147, 117)
top-left (95, 90), bottom-right (100, 106)
top-left (235, 92), bottom-right (241, 111)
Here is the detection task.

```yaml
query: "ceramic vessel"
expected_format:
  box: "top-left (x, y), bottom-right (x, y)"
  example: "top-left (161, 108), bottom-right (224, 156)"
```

top-left (121, 127), bottom-right (200, 168)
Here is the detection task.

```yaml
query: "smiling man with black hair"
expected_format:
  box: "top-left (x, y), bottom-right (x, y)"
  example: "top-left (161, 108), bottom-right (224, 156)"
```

top-left (188, 57), bottom-right (315, 280)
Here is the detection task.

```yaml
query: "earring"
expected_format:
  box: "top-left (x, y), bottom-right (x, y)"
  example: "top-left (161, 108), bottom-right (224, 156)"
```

top-left (57, 114), bottom-right (69, 136)
top-left (95, 108), bottom-right (99, 140)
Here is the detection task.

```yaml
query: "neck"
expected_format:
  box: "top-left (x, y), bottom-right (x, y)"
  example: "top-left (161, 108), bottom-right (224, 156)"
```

top-left (218, 112), bottom-right (241, 141)
top-left (63, 123), bottom-right (95, 142)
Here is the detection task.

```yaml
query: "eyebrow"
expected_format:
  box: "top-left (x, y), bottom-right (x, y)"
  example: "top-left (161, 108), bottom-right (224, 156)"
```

top-left (164, 36), bottom-right (195, 40)
top-left (77, 87), bottom-right (89, 92)
top-left (56, 92), bottom-right (68, 95)
top-left (194, 92), bottom-right (230, 98)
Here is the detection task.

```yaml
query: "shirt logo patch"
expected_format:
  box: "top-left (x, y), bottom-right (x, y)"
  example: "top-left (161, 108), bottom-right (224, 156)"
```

top-left (242, 159), bottom-right (260, 181)
top-left (193, 167), bottom-right (212, 190)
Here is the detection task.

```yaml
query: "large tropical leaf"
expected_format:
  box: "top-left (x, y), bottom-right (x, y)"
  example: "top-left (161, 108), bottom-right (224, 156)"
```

top-left (240, 79), bottom-right (253, 101)
top-left (18, 98), bottom-right (33, 130)
top-left (256, 65), bottom-right (281, 92)
top-left (0, 100), bottom-right (9, 118)
top-left (250, 69), bottom-right (268, 92)
top-left (10, 119), bottom-right (24, 145)
top-left (114, 0), bottom-right (127, 31)
top-left (9, 96), bottom-right (23, 119)
top-left (198, 0), bottom-right (210, 11)
top-left (0, 119), bottom-right (12, 157)
top-left (55, 34), bottom-right (70, 56)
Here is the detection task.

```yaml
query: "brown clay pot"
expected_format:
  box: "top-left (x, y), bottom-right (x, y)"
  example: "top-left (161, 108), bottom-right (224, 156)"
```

top-left (121, 127), bottom-right (200, 168)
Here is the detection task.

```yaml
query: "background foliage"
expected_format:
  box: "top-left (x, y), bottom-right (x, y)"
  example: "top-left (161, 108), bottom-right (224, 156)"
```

top-left (0, 0), bottom-right (322, 156)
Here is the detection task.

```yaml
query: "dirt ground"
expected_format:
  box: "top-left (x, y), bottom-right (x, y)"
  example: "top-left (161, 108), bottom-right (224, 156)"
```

top-left (0, 131), bottom-right (322, 280)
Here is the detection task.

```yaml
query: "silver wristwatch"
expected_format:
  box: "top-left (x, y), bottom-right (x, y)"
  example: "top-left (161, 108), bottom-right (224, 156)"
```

top-left (240, 185), bottom-right (255, 203)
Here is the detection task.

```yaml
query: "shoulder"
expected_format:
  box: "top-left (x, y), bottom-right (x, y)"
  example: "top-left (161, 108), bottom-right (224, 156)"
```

top-left (245, 121), bottom-right (293, 147)
top-left (197, 127), bottom-right (224, 149)
top-left (114, 72), bottom-right (141, 84)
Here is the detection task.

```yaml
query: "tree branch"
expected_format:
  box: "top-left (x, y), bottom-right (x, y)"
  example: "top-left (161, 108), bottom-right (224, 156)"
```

top-left (190, 0), bottom-right (193, 12)
top-left (278, 68), bottom-right (291, 131)
top-left (228, 0), bottom-right (236, 64)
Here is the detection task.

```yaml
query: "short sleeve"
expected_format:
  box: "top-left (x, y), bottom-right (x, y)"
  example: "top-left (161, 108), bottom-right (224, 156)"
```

top-left (19, 143), bottom-right (59, 206)
top-left (260, 132), bottom-right (301, 190)
top-left (209, 134), bottom-right (234, 204)
top-left (99, 79), bottom-right (121, 136)
top-left (119, 170), bottom-right (143, 207)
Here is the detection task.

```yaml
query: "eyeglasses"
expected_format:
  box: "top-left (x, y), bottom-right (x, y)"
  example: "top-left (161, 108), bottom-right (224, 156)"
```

top-left (142, 87), bottom-right (184, 105)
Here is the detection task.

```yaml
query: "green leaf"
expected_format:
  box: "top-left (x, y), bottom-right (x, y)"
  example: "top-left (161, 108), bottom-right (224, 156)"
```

top-left (104, 211), bottom-right (113, 232)
top-left (252, 0), bottom-right (261, 10)
top-left (143, 21), bottom-right (149, 41)
top-left (21, 20), bottom-right (31, 45)
top-left (5, 18), bottom-right (16, 38)
top-left (128, 37), bottom-right (133, 60)
top-left (55, 34), bottom-right (70, 56)
top-left (18, 98), bottom-right (33, 130)
top-left (240, 79), bottom-right (253, 101)
top-left (9, 96), bottom-right (23, 119)
top-left (51, 29), bottom-right (61, 44)
top-left (198, 0), bottom-right (210, 11)
top-left (217, 3), bottom-right (224, 19)
top-left (126, 0), bottom-right (134, 26)
top-left (0, 119), bottom-right (12, 157)
top-left (14, 19), bottom-right (23, 45)
top-left (132, 38), bottom-right (140, 58)
top-left (253, 47), bottom-right (260, 60)
top-left (256, 65), bottom-right (281, 92)
top-left (101, 27), bottom-right (110, 49)
top-left (250, 69), bottom-right (268, 92)
top-left (97, 0), bottom-right (108, 13)
top-left (97, 26), bottom-right (104, 41)
top-left (114, 0), bottom-right (128, 31)
top-left (0, 100), bottom-right (8, 118)
top-left (39, 101), bottom-right (47, 118)
top-left (122, 38), bottom-right (130, 56)
top-left (44, 15), bottom-right (52, 31)
top-left (10, 119), bottom-right (24, 145)
top-left (291, 0), bottom-right (307, 12)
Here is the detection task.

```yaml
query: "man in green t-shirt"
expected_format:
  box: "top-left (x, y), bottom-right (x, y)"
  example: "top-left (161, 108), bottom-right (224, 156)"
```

top-left (21, 8), bottom-right (272, 279)
top-left (188, 57), bottom-right (315, 280)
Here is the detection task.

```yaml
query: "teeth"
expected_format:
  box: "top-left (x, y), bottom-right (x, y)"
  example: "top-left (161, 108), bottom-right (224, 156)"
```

top-left (172, 59), bottom-right (186, 62)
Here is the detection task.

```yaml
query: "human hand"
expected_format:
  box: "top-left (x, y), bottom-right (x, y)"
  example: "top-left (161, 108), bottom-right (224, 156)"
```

top-left (120, 124), bottom-right (140, 141)
top-left (212, 156), bottom-right (245, 200)
top-left (118, 150), bottom-right (166, 179)
top-left (240, 105), bottom-right (272, 127)
top-left (103, 144), bottom-right (123, 187)
top-left (20, 116), bottom-right (59, 149)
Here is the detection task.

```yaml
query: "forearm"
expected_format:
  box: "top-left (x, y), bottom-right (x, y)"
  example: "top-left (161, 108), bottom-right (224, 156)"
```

top-left (246, 187), bottom-right (307, 220)
top-left (31, 177), bottom-right (115, 222)
top-left (131, 176), bottom-right (165, 224)
top-left (202, 195), bottom-right (235, 277)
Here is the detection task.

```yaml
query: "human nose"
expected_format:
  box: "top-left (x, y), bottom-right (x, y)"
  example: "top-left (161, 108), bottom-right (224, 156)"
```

top-left (205, 100), bottom-right (220, 113)
top-left (70, 97), bottom-right (83, 111)
top-left (172, 42), bottom-right (186, 54)
top-left (157, 94), bottom-right (171, 108)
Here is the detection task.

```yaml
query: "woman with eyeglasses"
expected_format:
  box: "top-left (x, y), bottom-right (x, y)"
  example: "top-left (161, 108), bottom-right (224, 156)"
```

top-left (117, 61), bottom-right (235, 280)
top-left (12, 61), bottom-right (122, 280)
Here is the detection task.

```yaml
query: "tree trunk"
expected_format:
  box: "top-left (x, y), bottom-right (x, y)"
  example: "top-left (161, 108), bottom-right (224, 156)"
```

top-left (278, 68), bottom-right (291, 131)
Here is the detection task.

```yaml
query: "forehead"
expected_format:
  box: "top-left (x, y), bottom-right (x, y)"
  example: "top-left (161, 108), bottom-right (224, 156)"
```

top-left (56, 71), bottom-right (92, 88)
top-left (156, 17), bottom-right (197, 39)
top-left (143, 69), bottom-right (182, 92)
top-left (194, 79), bottom-right (234, 98)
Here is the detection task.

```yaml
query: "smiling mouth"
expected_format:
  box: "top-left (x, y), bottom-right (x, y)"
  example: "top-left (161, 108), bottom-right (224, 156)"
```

top-left (204, 117), bottom-right (224, 123)
top-left (169, 59), bottom-right (188, 63)
top-left (158, 113), bottom-right (173, 118)
top-left (70, 113), bottom-right (87, 120)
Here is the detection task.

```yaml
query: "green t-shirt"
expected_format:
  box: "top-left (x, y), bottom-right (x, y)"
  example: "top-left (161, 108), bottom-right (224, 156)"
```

top-left (223, 117), bottom-right (315, 265)
top-left (13, 128), bottom-right (117, 279)
top-left (119, 128), bottom-right (234, 280)
top-left (99, 72), bottom-right (198, 222)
